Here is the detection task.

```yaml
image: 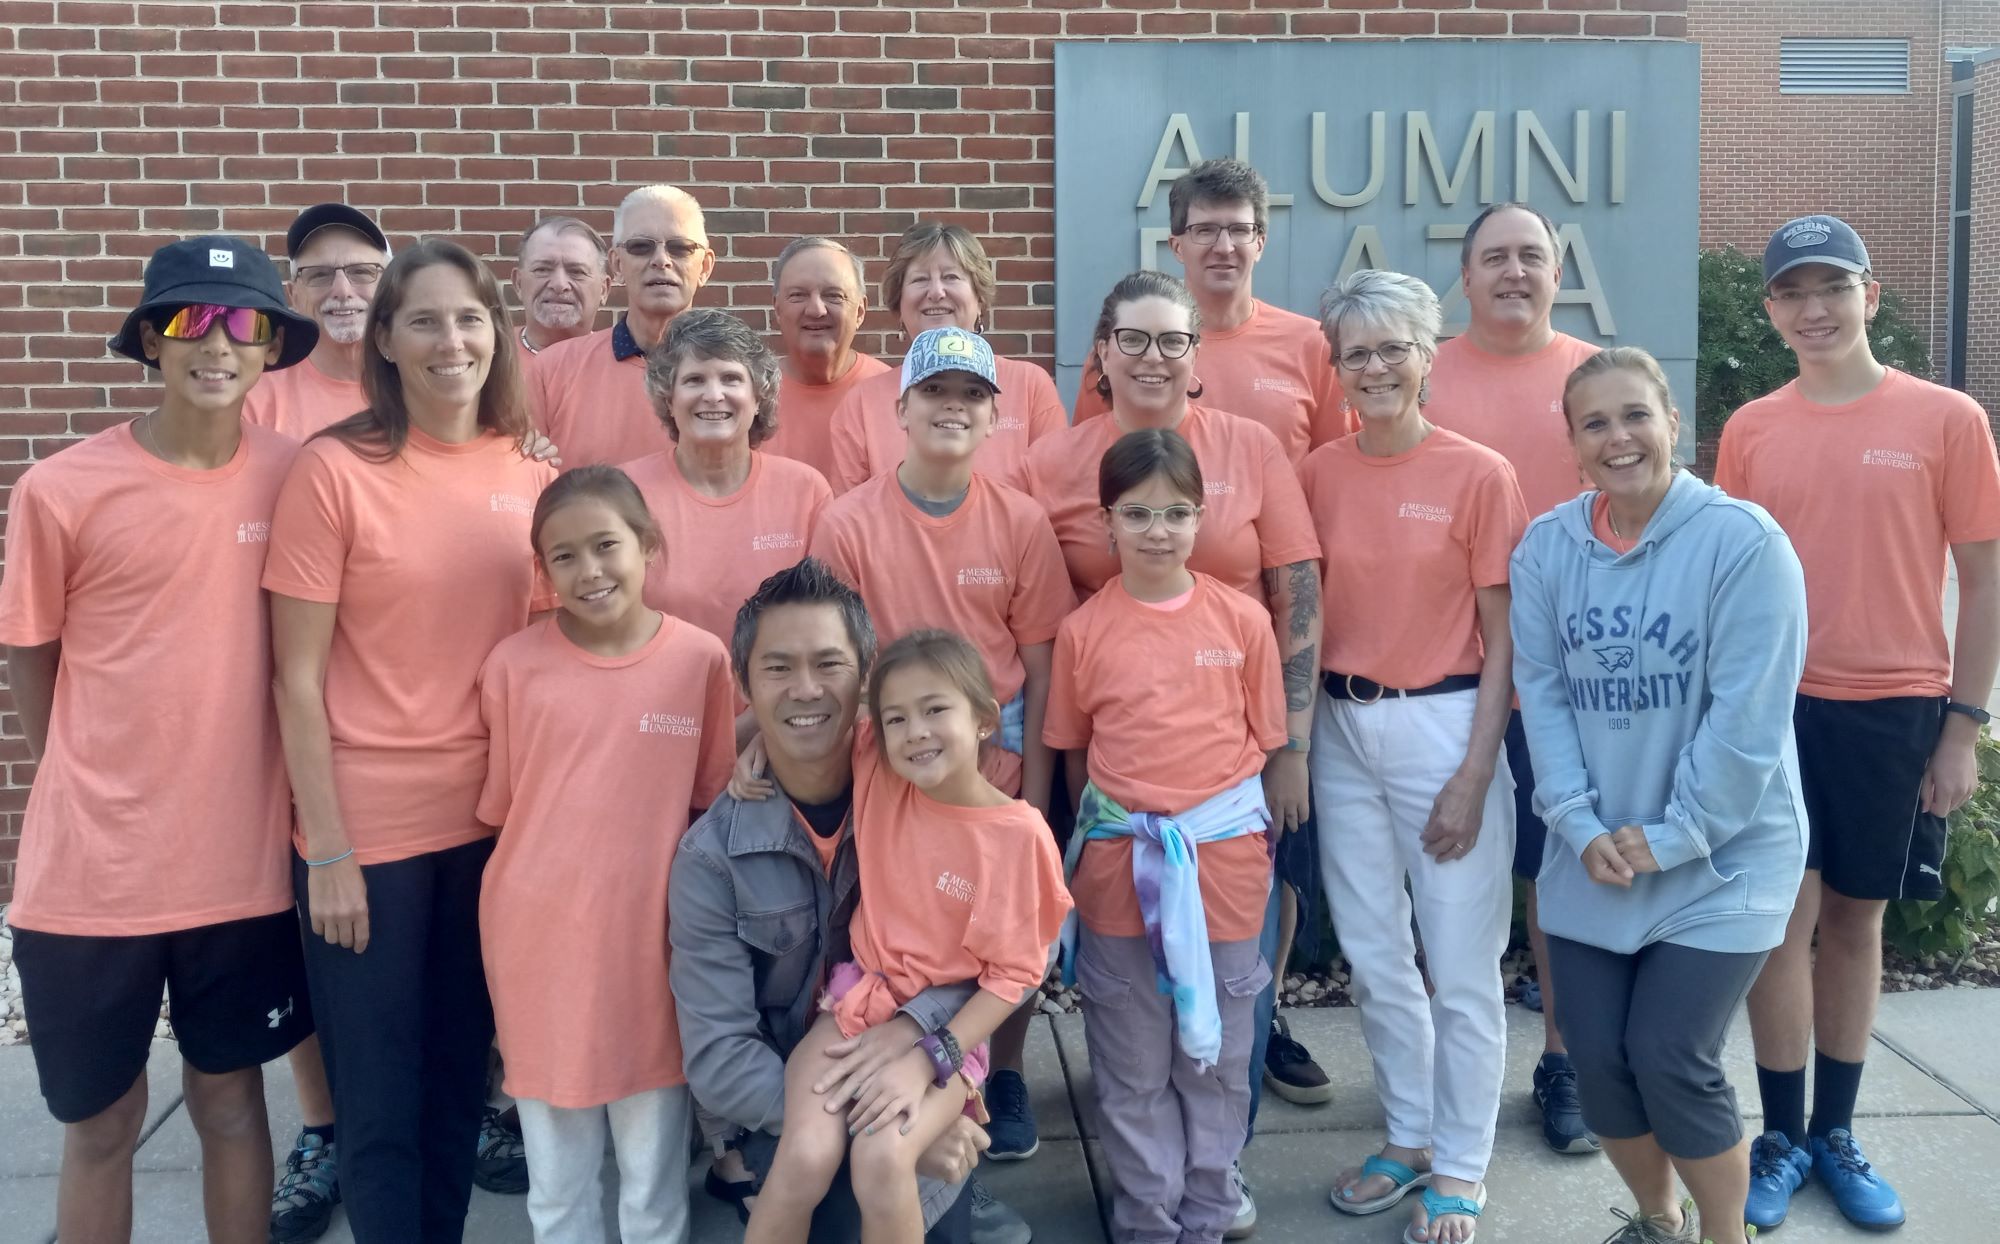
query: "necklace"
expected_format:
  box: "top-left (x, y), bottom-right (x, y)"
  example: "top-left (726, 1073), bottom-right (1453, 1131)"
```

top-left (1606, 507), bottom-right (1625, 540)
top-left (133, 412), bottom-right (163, 460)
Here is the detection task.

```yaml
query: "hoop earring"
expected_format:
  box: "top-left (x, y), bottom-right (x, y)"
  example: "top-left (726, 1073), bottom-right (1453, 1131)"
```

top-left (1095, 373), bottom-right (1112, 399)
top-left (1187, 380), bottom-right (1205, 400)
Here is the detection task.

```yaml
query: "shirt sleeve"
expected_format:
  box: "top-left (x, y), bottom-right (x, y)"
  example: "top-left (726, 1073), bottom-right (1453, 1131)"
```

top-left (0, 467), bottom-right (72, 647)
top-left (1249, 427), bottom-right (1323, 569)
top-left (1713, 416), bottom-right (1748, 496)
top-left (1021, 366), bottom-right (1069, 445)
top-left (1006, 507), bottom-right (1078, 647)
top-left (1240, 600), bottom-right (1288, 751)
top-left (473, 652), bottom-right (514, 829)
top-left (963, 810), bottom-right (1073, 1004)
top-left (692, 645), bottom-right (739, 812)
top-left (1040, 616), bottom-right (1091, 750)
top-left (827, 390), bottom-right (870, 495)
top-left (1302, 339), bottom-right (1352, 451)
top-left (1940, 395), bottom-right (2000, 546)
top-left (262, 445), bottom-right (350, 604)
top-left (805, 506), bottom-right (859, 589)
top-left (1466, 459), bottom-right (1530, 589)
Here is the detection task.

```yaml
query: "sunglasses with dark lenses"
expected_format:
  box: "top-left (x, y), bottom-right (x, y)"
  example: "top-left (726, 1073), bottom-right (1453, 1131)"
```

top-left (618, 236), bottom-right (707, 262)
top-left (159, 304), bottom-right (276, 346)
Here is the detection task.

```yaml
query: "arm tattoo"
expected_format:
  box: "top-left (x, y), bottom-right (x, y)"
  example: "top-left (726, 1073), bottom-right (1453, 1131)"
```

top-left (1284, 560), bottom-right (1319, 644)
top-left (1281, 645), bottom-right (1317, 713)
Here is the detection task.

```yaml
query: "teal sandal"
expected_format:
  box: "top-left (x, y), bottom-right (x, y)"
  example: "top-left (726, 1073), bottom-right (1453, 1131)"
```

top-left (1401, 1182), bottom-right (1488, 1244)
top-left (1328, 1154), bottom-right (1431, 1215)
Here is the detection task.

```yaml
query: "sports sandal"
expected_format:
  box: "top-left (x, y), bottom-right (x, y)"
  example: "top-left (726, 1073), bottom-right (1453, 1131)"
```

top-left (1401, 1182), bottom-right (1487, 1244)
top-left (1329, 1153), bottom-right (1431, 1215)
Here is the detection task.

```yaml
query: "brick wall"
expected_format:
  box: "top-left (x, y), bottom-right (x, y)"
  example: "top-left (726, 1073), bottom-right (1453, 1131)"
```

top-left (0, 1), bottom-right (1694, 902)
top-left (1968, 56), bottom-right (2000, 422)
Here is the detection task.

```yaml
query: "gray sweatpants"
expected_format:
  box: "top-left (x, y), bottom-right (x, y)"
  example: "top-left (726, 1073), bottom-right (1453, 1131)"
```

top-left (1076, 927), bottom-right (1269, 1244)
top-left (1548, 936), bottom-right (1768, 1159)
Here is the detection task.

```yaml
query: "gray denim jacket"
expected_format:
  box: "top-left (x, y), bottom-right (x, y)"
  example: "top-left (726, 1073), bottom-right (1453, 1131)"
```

top-left (670, 786), bottom-right (974, 1226)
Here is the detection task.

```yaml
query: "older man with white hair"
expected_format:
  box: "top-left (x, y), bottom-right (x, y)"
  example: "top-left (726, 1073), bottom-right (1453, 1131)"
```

top-left (512, 215), bottom-right (612, 357)
top-left (244, 203), bottom-right (388, 442)
top-left (528, 185), bottom-right (715, 466)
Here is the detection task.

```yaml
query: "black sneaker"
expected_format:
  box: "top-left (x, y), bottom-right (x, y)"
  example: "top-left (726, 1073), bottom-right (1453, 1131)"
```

top-left (472, 1105), bottom-right (529, 1194)
top-left (1532, 1053), bottom-right (1601, 1155)
top-left (1261, 1014), bottom-right (1335, 1105)
top-left (982, 1069), bottom-right (1039, 1160)
top-left (269, 1127), bottom-right (340, 1244)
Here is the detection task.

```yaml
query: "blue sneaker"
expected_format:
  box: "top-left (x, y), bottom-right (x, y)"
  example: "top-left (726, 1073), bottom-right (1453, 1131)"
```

top-left (983, 1069), bottom-right (1039, 1160)
top-left (1810, 1129), bottom-right (1905, 1231)
top-left (1744, 1131), bottom-right (1810, 1231)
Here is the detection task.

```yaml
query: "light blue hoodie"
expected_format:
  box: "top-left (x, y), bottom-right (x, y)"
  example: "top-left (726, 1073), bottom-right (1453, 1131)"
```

top-left (1509, 471), bottom-right (1809, 955)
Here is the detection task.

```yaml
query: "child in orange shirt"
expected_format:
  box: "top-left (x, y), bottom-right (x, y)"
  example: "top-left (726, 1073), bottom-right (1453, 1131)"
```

top-left (742, 630), bottom-right (1071, 1244)
top-left (1043, 426), bottom-right (1286, 1244)
top-left (477, 466), bottom-right (736, 1244)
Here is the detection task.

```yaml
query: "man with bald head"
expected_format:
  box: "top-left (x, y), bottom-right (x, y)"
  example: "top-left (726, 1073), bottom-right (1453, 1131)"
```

top-left (528, 185), bottom-right (715, 466)
top-left (512, 215), bottom-right (612, 357)
top-left (763, 237), bottom-right (890, 480)
top-left (244, 203), bottom-right (388, 442)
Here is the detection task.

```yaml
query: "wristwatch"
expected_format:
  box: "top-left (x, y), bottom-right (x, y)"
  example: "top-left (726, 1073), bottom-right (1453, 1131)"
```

top-left (1945, 700), bottom-right (1991, 726)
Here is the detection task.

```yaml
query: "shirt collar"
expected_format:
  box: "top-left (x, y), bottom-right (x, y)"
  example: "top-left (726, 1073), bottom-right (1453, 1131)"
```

top-left (612, 315), bottom-right (644, 361)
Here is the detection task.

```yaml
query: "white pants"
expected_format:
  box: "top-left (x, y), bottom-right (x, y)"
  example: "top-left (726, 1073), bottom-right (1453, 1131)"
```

top-left (1311, 687), bottom-right (1513, 1182)
top-left (515, 1085), bottom-right (693, 1244)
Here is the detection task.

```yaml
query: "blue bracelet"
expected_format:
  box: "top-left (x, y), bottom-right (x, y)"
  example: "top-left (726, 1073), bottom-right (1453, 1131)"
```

top-left (305, 848), bottom-right (354, 868)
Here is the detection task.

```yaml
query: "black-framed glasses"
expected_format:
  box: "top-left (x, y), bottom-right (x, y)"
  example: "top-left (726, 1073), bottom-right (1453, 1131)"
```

top-left (618, 236), bottom-right (707, 263)
top-left (1180, 222), bottom-right (1261, 246)
top-left (1112, 502), bottom-right (1201, 534)
top-left (1769, 280), bottom-right (1865, 307)
top-left (295, 263), bottom-right (384, 290)
top-left (1337, 341), bottom-right (1417, 371)
top-left (1111, 328), bottom-right (1198, 359)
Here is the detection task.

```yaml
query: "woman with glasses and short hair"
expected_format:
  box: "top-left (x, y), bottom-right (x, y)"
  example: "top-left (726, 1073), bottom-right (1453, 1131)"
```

top-left (1300, 270), bottom-right (1527, 1244)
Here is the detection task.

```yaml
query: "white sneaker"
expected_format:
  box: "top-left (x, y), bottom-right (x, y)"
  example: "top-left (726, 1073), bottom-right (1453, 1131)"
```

top-left (1224, 1161), bottom-right (1257, 1239)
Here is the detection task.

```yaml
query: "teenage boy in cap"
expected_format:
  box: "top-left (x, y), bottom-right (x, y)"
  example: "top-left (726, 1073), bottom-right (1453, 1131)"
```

top-left (0, 236), bottom-right (320, 1243)
top-left (1719, 214), bottom-right (2000, 1232)
top-left (244, 203), bottom-right (389, 441)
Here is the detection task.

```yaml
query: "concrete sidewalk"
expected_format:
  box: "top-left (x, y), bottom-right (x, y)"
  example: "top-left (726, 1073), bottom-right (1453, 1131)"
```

top-left (4, 990), bottom-right (1998, 1243)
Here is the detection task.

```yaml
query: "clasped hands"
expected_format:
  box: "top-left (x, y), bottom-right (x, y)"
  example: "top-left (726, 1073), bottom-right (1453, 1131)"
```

top-left (1580, 825), bottom-right (1661, 888)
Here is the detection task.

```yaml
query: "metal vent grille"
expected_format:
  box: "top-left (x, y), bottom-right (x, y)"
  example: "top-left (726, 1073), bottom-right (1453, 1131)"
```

top-left (1780, 38), bottom-right (1911, 94)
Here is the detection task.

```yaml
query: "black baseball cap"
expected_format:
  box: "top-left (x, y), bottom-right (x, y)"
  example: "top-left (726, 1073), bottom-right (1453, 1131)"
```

top-left (285, 203), bottom-right (390, 260)
top-left (1763, 215), bottom-right (1871, 287)
top-left (108, 236), bottom-right (320, 369)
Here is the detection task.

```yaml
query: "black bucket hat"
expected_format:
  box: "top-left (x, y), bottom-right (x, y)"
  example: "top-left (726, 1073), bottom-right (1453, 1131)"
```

top-left (108, 235), bottom-right (321, 370)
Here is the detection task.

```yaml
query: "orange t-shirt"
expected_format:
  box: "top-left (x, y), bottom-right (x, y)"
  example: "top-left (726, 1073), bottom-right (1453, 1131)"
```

top-left (528, 324), bottom-right (673, 467)
top-left (0, 422), bottom-right (299, 935)
top-left (1043, 573), bottom-right (1284, 940)
top-left (243, 356), bottom-right (367, 442)
top-left (764, 353), bottom-right (894, 481)
top-left (1300, 429), bottom-right (1527, 688)
top-left (1424, 332), bottom-right (1601, 520)
top-left (476, 615), bottom-right (736, 1107)
top-left (827, 355), bottom-right (1067, 494)
top-left (1715, 369), bottom-right (2000, 699)
top-left (1591, 493), bottom-right (1638, 556)
top-left (835, 731), bottom-right (1072, 1039)
top-left (1071, 300), bottom-right (1352, 465)
top-left (623, 449), bottom-right (833, 646)
top-left (263, 427), bottom-right (556, 864)
top-left (1022, 403), bottom-right (1321, 605)
top-left (810, 472), bottom-right (1076, 796)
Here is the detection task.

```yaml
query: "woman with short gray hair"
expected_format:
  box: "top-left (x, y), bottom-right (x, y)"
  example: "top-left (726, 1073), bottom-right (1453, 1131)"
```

top-left (1297, 270), bottom-right (1528, 1244)
top-left (621, 308), bottom-right (833, 650)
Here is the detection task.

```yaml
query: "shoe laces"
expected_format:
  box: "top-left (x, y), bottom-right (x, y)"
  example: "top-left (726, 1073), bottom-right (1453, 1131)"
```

top-left (1539, 1060), bottom-right (1582, 1107)
top-left (1229, 1161), bottom-right (1252, 1200)
top-left (1821, 1131), bottom-right (1873, 1177)
top-left (272, 1135), bottom-right (336, 1209)
top-left (986, 1071), bottom-right (1029, 1118)
top-left (477, 1106), bottom-right (525, 1161)
top-left (1267, 1019), bottom-right (1313, 1067)
top-left (1748, 1133), bottom-right (1794, 1181)
top-left (969, 1178), bottom-right (996, 1211)
top-left (1599, 1205), bottom-right (1690, 1244)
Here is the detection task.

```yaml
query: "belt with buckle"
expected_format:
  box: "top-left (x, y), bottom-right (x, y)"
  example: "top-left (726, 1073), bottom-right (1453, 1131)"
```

top-left (1322, 671), bottom-right (1481, 705)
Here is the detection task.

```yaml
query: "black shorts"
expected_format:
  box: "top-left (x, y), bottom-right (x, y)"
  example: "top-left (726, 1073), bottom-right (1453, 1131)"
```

top-left (1794, 693), bottom-right (1949, 901)
top-left (1506, 710), bottom-right (1550, 882)
top-left (13, 907), bottom-right (313, 1123)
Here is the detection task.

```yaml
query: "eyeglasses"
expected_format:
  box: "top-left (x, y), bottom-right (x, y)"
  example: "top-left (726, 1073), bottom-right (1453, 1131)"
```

top-left (1769, 280), bottom-right (1865, 307)
top-left (295, 263), bottom-right (384, 291)
top-left (1112, 503), bottom-right (1201, 534)
top-left (1180, 222), bottom-right (1261, 246)
top-left (1111, 328), bottom-right (1198, 359)
top-left (618, 236), bottom-right (708, 263)
top-left (159, 304), bottom-right (275, 345)
top-left (1337, 341), bottom-right (1418, 371)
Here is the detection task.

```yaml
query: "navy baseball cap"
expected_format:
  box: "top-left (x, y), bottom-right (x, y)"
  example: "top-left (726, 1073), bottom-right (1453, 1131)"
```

top-left (285, 203), bottom-right (390, 260)
top-left (1763, 215), bottom-right (1871, 286)
top-left (108, 236), bottom-right (320, 369)
top-left (900, 326), bottom-right (1002, 394)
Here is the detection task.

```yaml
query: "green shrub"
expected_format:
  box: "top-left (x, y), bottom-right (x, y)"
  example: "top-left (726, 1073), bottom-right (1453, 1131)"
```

top-left (1695, 246), bottom-right (1932, 437)
top-left (1885, 730), bottom-right (2000, 964)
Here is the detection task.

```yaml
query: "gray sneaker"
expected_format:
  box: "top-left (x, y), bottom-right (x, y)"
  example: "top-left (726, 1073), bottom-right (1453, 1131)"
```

top-left (968, 1176), bottom-right (1032, 1244)
top-left (1599, 1198), bottom-right (1697, 1243)
top-left (1224, 1161), bottom-right (1256, 1239)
